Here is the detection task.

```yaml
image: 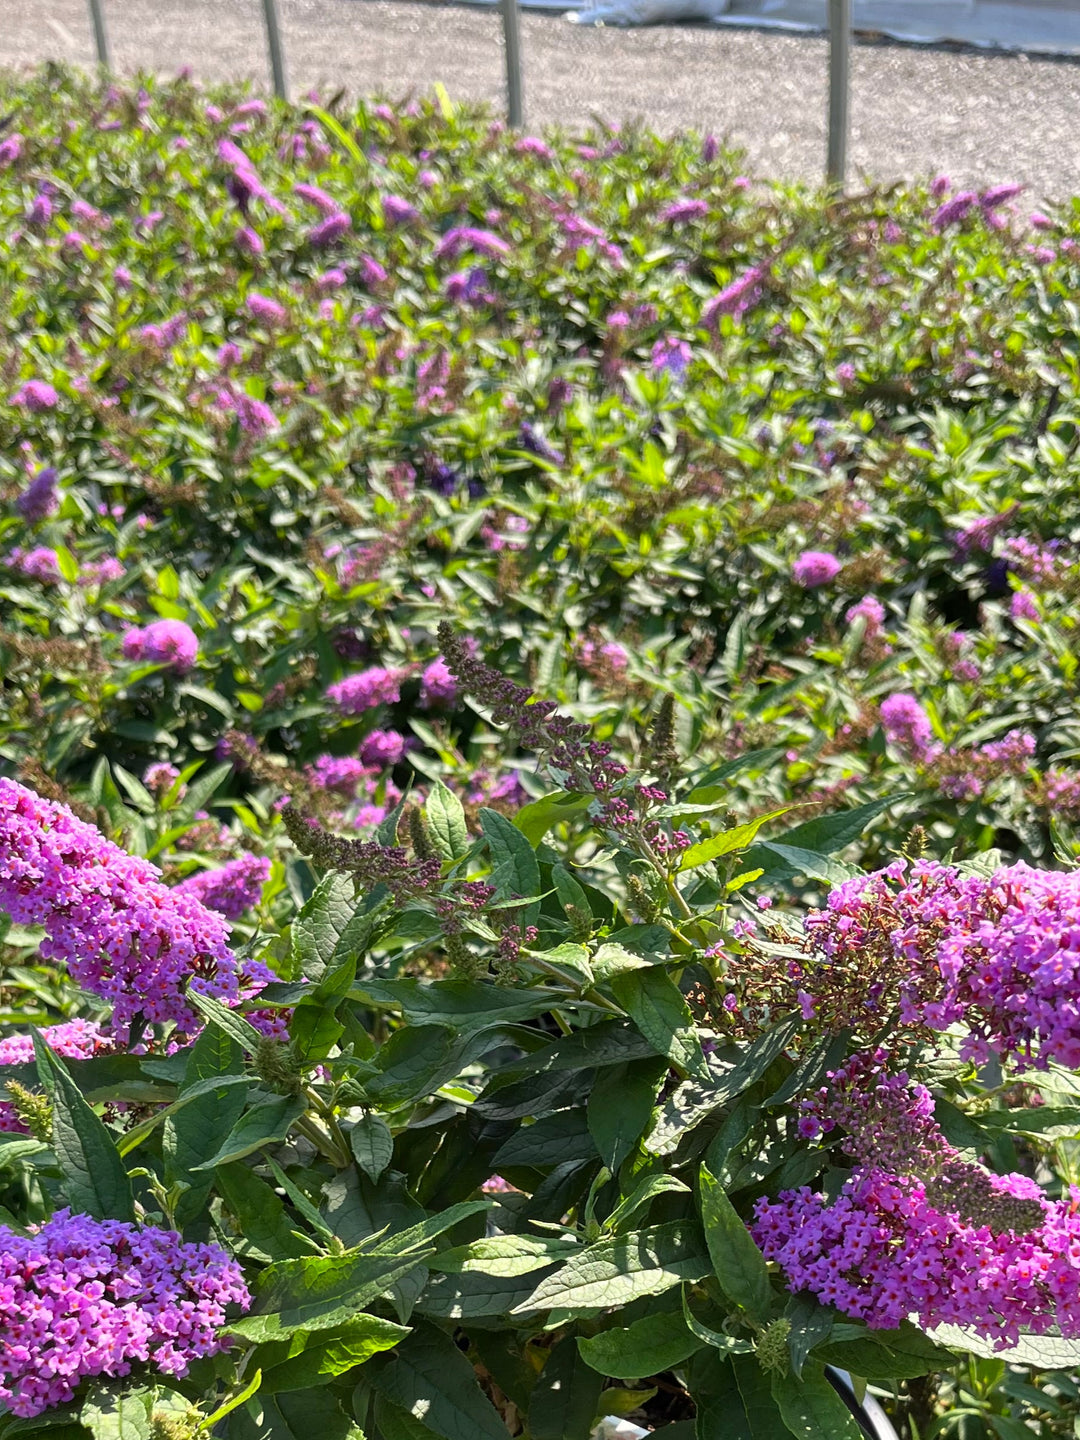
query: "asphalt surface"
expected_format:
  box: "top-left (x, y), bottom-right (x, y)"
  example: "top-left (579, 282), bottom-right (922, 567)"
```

top-left (4, 0), bottom-right (1080, 196)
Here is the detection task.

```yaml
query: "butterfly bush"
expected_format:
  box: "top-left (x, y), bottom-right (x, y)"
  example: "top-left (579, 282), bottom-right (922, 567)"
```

top-left (0, 1211), bottom-right (249, 1417)
top-left (0, 778), bottom-right (253, 1038)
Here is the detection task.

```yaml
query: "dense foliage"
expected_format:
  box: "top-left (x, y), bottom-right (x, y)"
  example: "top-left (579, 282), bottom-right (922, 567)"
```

top-left (4, 64), bottom-right (1080, 1440)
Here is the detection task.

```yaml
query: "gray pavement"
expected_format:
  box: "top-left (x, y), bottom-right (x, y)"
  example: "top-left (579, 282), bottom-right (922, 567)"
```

top-left (3, 0), bottom-right (1080, 196)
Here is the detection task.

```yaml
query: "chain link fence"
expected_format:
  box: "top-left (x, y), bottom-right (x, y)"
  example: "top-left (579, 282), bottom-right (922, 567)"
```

top-left (76, 0), bottom-right (854, 182)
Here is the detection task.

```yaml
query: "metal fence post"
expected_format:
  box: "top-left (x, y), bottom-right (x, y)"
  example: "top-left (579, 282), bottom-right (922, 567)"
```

top-left (500, 0), bottom-right (524, 129)
top-left (86, 0), bottom-right (111, 68)
top-left (261, 0), bottom-right (289, 101)
top-left (826, 0), bottom-right (851, 188)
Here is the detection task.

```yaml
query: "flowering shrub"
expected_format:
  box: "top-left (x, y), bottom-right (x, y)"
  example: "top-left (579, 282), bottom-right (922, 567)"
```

top-left (0, 629), bottom-right (1079, 1436)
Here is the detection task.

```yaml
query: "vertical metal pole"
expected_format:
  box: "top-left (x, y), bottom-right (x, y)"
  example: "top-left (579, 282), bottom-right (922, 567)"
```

top-left (87, 0), bottom-right (111, 68)
top-left (262, 0), bottom-right (289, 101)
top-left (826, 0), bottom-right (851, 188)
top-left (501, 0), bottom-right (524, 129)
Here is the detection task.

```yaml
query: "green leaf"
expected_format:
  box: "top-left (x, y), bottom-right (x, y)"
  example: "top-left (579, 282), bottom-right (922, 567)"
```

top-left (216, 1162), bottom-right (314, 1261)
top-left (356, 978), bottom-right (560, 1034)
top-left (513, 792), bottom-right (591, 846)
top-left (33, 1032), bottom-right (133, 1222)
top-left (230, 1249), bottom-right (432, 1342)
top-left (185, 992), bottom-right (262, 1056)
top-left (771, 1364), bottom-right (864, 1440)
top-left (228, 1390), bottom-right (362, 1440)
top-left (480, 808), bottom-right (541, 925)
top-left (748, 796), bottom-right (910, 860)
top-left (290, 872), bottom-right (359, 983)
top-left (371, 1320), bottom-right (512, 1440)
top-left (685, 748), bottom-right (786, 803)
top-left (425, 781), bottom-right (470, 862)
top-left (733, 1355), bottom-right (791, 1438)
top-left (578, 1310), bottom-right (704, 1377)
top-left (648, 1017), bottom-right (800, 1156)
top-left (373, 1397), bottom-right (441, 1440)
top-left (588, 1056), bottom-right (667, 1172)
top-left (611, 968), bottom-right (707, 1078)
top-left (80, 1387), bottom-right (153, 1440)
top-left (516, 1221), bottom-right (710, 1312)
top-left (289, 1000), bottom-right (344, 1066)
top-left (258, 1313), bottom-right (410, 1392)
top-left (688, 1352), bottom-right (753, 1440)
top-left (160, 1024), bottom-right (247, 1227)
top-left (681, 1287), bottom-right (755, 1355)
top-left (418, 1268), bottom-right (541, 1320)
top-left (191, 1094), bottom-right (307, 1170)
top-left (699, 1166), bottom-right (772, 1323)
top-left (784, 1293), bottom-right (834, 1381)
top-left (551, 863), bottom-right (591, 921)
top-left (492, 1108), bottom-right (597, 1168)
top-left (678, 810), bottom-right (790, 872)
top-left (528, 1335), bottom-right (604, 1440)
top-left (603, 1174), bottom-right (691, 1234)
top-left (350, 1112), bottom-right (394, 1182)
top-left (816, 1320), bottom-right (956, 1380)
top-left (430, 1234), bottom-right (580, 1277)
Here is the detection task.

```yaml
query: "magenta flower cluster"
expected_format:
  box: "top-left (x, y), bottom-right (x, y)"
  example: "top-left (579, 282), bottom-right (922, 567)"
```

top-left (0, 778), bottom-right (246, 1038)
top-left (792, 550), bottom-right (842, 588)
top-left (751, 1166), bottom-right (1080, 1350)
top-left (121, 619), bottom-right (199, 674)
top-left (326, 666), bottom-right (404, 714)
top-left (174, 853), bottom-right (271, 920)
top-left (804, 858), bottom-right (1080, 1068)
top-left (0, 1210), bottom-right (249, 1417)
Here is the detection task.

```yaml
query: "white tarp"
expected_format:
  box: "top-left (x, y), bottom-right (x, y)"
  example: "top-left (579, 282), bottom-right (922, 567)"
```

top-left (710, 0), bottom-right (1080, 53)
top-left (551, 0), bottom-right (1080, 53)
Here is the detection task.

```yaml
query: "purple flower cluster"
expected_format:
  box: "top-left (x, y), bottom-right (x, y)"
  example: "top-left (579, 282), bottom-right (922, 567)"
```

top-left (702, 263), bottom-right (768, 327)
top-left (305, 754), bottom-right (369, 795)
top-left (435, 227), bottom-right (509, 261)
top-left (651, 337), bottom-right (692, 380)
top-left (326, 666), bottom-right (404, 715)
top-left (659, 198), bottom-right (709, 224)
top-left (11, 380), bottom-right (59, 413)
top-left (0, 1021), bottom-right (114, 1133)
top-left (792, 550), bottom-right (842, 588)
top-left (1040, 768), bottom-right (1080, 821)
top-left (420, 658), bottom-right (458, 707)
top-left (803, 859), bottom-right (1080, 1068)
top-left (845, 594), bottom-right (886, 639)
top-left (359, 729), bottom-right (406, 769)
top-left (0, 778), bottom-right (247, 1038)
top-left (246, 291), bottom-right (287, 327)
top-left (15, 467), bottom-right (58, 523)
top-left (0, 1210), bottom-right (249, 1416)
top-left (752, 1166), bottom-right (1080, 1350)
top-left (174, 853), bottom-right (271, 920)
top-left (143, 761), bottom-right (182, 796)
top-left (121, 620), bottom-right (199, 674)
top-left (6, 546), bottom-right (60, 583)
top-left (879, 692), bottom-right (938, 760)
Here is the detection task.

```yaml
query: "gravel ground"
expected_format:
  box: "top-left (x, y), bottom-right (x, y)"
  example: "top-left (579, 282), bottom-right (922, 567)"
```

top-left (4, 0), bottom-right (1080, 195)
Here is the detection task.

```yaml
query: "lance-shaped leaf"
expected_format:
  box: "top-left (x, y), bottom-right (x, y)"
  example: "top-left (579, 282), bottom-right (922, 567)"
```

top-left (515, 1221), bottom-right (710, 1312)
top-left (699, 1165), bottom-right (772, 1323)
top-left (611, 967), bottom-right (707, 1079)
top-left (33, 1031), bottom-right (133, 1223)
